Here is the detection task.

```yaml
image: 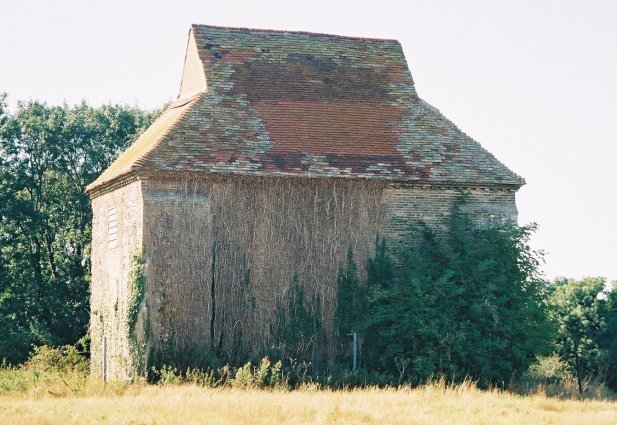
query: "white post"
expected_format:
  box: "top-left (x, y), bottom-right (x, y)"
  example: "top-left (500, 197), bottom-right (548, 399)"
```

top-left (352, 332), bottom-right (357, 371)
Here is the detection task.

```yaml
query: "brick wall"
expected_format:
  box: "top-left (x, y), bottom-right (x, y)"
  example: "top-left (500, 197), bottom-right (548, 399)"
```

top-left (141, 176), bottom-right (517, 368)
top-left (90, 175), bottom-right (518, 377)
top-left (90, 181), bottom-right (143, 381)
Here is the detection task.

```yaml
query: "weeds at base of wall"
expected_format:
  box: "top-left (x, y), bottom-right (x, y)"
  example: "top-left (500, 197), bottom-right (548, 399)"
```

top-left (148, 356), bottom-right (391, 390)
top-left (1, 347), bottom-right (615, 400)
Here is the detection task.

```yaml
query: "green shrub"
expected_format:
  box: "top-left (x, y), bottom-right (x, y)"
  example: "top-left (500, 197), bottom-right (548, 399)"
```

top-left (148, 357), bottom-right (292, 390)
top-left (361, 203), bottom-right (552, 387)
top-left (527, 355), bottom-right (572, 384)
top-left (274, 276), bottom-right (325, 373)
top-left (184, 366), bottom-right (231, 387)
top-left (25, 345), bottom-right (89, 375)
top-left (156, 365), bottom-right (182, 386)
top-left (254, 357), bottom-right (271, 388)
top-left (0, 345), bottom-right (89, 395)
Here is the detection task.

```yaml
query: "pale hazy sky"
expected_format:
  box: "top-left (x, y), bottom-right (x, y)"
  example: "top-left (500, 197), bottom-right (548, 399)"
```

top-left (1, 0), bottom-right (615, 282)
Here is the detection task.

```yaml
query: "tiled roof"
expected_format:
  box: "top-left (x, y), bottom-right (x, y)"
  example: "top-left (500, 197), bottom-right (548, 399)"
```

top-left (87, 25), bottom-right (524, 193)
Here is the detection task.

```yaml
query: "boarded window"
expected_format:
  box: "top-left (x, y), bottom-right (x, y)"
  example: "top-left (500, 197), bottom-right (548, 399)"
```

top-left (108, 206), bottom-right (118, 249)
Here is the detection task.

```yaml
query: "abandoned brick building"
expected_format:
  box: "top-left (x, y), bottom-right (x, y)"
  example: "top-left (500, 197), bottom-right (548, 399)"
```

top-left (86, 24), bottom-right (524, 380)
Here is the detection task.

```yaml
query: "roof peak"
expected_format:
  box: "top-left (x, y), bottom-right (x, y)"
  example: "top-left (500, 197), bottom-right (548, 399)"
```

top-left (190, 23), bottom-right (400, 44)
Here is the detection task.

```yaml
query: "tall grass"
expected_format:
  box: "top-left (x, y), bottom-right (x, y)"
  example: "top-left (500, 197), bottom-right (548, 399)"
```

top-left (1, 347), bottom-right (615, 400)
top-left (0, 345), bottom-right (136, 398)
top-left (1, 347), bottom-right (616, 424)
top-left (1, 382), bottom-right (616, 425)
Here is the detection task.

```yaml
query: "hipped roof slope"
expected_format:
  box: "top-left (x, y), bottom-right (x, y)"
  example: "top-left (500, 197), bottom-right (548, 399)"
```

top-left (87, 24), bottom-right (523, 194)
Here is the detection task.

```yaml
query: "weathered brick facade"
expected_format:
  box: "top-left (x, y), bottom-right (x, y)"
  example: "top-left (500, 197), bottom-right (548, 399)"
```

top-left (87, 25), bottom-right (523, 380)
top-left (90, 181), bottom-right (143, 380)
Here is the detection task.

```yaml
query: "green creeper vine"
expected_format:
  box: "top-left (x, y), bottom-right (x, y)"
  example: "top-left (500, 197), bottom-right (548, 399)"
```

top-left (126, 250), bottom-right (146, 376)
top-left (274, 274), bottom-right (325, 372)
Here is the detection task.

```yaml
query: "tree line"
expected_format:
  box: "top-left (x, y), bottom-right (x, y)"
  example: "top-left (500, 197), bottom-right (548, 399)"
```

top-left (1, 96), bottom-right (615, 394)
top-left (0, 94), bottom-right (157, 363)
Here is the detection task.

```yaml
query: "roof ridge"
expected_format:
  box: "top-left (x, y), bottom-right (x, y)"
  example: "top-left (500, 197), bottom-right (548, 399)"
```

top-left (171, 91), bottom-right (204, 108)
top-left (191, 23), bottom-right (400, 43)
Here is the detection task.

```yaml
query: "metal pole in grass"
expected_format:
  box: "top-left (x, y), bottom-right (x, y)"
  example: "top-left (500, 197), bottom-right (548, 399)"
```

top-left (352, 332), bottom-right (357, 371)
top-left (103, 336), bottom-right (107, 384)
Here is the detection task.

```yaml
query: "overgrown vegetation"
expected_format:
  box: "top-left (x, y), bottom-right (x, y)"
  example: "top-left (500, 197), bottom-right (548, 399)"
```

top-left (126, 250), bottom-right (147, 376)
top-left (2, 373), bottom-right (616, 425)
top-left (328, 204), bottom-right (616, 394)
top-left (360, 207), bottom-right (553, 387)
top-left (1, 94), bottom-right (616, 399)
top-left (0, 94), bottom-right (157, 364)
top-left (274, 275), bottom-right (325, 375)
top-left (101, 206), bottom-right (617, 395)
top-left (126, 251), bottom-right (146, 339)
top-left (548, 277), bottom-right (617, 394)
top-left (335, 247), bottom-right (366, 367)
top-left (2, 337), bottom-right (610, 403)
top-left (0, 345), bottom-right (89, 396)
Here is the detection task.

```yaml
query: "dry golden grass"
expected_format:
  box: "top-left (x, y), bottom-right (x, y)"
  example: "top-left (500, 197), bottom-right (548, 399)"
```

top-left (1, 382), bottom-right (616, 425)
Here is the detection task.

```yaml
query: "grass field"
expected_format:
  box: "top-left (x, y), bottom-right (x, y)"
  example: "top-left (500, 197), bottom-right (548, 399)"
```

top-left (1, 382), bottom-right (617, 425)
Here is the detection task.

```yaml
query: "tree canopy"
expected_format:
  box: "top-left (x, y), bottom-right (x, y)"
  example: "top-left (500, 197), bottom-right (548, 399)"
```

top-left (0, 95), bottom-right (157, 363)
top-left (548, 277), bottom-right (617, 393)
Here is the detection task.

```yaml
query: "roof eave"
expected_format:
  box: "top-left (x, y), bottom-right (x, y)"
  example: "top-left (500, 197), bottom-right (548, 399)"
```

top-left (85, 170), bottom-right (139, 199)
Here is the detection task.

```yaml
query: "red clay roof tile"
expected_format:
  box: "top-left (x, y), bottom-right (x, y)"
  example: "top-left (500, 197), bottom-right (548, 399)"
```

top-left (87, 25), bottom-right (523, 194)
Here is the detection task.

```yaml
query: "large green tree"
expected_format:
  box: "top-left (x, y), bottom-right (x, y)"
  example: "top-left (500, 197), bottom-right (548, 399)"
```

top-left (603, 281), bottom-right (617, 390)
top-left (548, 277), bottom-right (615, 394)
top-left (362, 205), bottom-right (552, 386)
top-left (0, 95), bottom-right (157, 363)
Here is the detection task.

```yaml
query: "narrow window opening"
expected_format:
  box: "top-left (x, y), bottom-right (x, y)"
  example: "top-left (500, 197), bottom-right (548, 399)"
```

top-left (108, 206), bottom-right (118, 249)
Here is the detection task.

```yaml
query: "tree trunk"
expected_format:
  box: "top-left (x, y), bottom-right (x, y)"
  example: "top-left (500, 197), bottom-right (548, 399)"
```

top-left (574, 340), bottom-right (583, 396)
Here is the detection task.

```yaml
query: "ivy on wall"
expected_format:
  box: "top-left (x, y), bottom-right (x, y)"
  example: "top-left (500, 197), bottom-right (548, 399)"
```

top-left (126, 250), bottom-right (147, 377)
top-left (274, 274), bottom-right (325, 373)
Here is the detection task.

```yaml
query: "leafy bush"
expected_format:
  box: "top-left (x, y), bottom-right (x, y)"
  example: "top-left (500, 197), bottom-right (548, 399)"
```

top-left (230, 362), bottom-right (254, 388)
top-left (230, 357), bottom-right (287, 389)
top-left (0, 345), bottom-right (89, 396)
top-left (25, 345), bottom-right (89, 375)
top-left (527, 355), bottom-right (572, 384)
top-left (156, 365), bottom-right (182, 386)
top-left (151, 357), bottom-right (289, 390)
top-left (360, 204), bottom-right (552, 387)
